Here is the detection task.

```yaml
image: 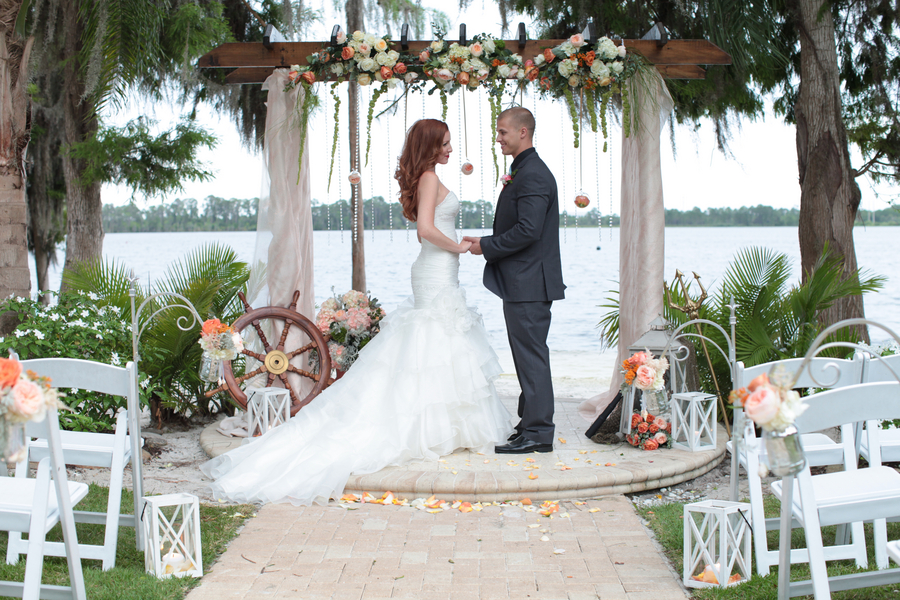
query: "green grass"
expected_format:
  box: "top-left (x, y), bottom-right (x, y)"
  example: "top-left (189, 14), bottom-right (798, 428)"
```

top-left (0, 484), bottom-right (253, 600)
top-left (639, 497), bottom-right (900, 599)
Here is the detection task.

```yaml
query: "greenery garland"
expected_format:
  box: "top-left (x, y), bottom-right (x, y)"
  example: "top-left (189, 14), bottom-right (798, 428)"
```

top-left (600, 93), bottom-right (610, 152)
top-left (563, 86), bottom-right (579, 148)
top-left (294, 81), bottom-right (319, 183)
top-left (365, 84), bottom-right (387, 166)
top-left (327, 82), bottom-right (341, 190)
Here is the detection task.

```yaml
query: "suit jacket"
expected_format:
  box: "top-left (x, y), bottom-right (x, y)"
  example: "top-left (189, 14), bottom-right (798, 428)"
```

top-left (481, 149), bottom-right (566, 302)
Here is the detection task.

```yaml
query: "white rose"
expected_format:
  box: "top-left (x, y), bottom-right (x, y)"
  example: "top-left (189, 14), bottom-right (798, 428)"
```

top-left (357, 73), bottom-right (371, 85)
top-left (497, 64), bottom-right (511, 78)
top-left (483, 38), bottom-right (496, 54)
top-left (352, 30), bottom-right (364, 42)
top-left (358, 57), bottom-right (377, 72)
top-left (404, 72), bottom-right (419, 83)
top-left (376, 52), bottom-right (391, 66)
top-left (508, 66), bottom-right (519, 78)
top-left (431, 40), bottom-right (444, 52)
top-left (511, 53), bottom-right (523, 63)
top-left (290, 64), bottom-right (301, 72)
top-left (610, 61), bottom-right (624, 74)
top-left (387, 50), bottom-right (400, 63)
top-left (568, 74), bottom-right (579, 86)
top-left (517, 69), bottom-right (526, 80)
top-left (364, 33), bottom-right (378, 47)
top-left (590, 61), bottom-right (610, 79)
top-left (618, 45), bottom-right (627, 58)
top-left (336, 31), bottom-right (347, 44)
top-left (534, 53), bottom-right (545, 66)
top-left (386, 78), bottom-right (398, 89)
top-left (373, 38), bottom-right (388, 52)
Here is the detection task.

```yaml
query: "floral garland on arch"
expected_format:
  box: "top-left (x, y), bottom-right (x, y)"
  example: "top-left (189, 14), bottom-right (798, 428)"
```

top-left (282, 25), bottom-right (651, 183)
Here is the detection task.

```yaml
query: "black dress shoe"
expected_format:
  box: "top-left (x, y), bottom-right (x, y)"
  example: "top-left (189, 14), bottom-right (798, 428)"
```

top-left (508, 430), bottom-right (522, 442)
top-left (495, 435), bottom-right (553, 454)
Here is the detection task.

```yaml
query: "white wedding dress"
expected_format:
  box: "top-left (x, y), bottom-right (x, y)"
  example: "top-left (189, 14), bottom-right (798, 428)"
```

top-left (201, 191), bottom-right (513, 505)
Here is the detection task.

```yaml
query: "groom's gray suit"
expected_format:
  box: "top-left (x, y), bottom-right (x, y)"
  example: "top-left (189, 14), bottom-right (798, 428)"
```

top-left (480, 148), bottom-right (565, 445)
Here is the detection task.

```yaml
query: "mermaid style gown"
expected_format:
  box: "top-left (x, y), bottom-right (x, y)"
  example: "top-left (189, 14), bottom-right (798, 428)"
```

top-left (201, 191), bottom-right (513, 505)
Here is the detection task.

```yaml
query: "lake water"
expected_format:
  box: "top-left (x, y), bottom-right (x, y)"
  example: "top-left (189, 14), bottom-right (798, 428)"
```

top-left (30, 226), bottom-right (900, 392)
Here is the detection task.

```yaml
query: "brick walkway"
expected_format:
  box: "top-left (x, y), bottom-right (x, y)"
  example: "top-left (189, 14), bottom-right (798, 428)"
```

top-left (187, 496), bottom-right (689, 600)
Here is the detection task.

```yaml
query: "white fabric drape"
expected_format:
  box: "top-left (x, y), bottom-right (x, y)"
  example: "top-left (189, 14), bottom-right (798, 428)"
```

top-left (244, 69), bottom-right (315, 397)
top-left (579, 69), bottom-right (674, 423)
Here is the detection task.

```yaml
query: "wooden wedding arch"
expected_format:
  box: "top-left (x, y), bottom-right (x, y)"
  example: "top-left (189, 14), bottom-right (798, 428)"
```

top-left (198, 22), bottom-right (732, 422)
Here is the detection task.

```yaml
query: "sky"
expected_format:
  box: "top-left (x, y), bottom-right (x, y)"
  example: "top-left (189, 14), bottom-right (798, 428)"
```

top-left (102, 2), bottom-right (897, 215)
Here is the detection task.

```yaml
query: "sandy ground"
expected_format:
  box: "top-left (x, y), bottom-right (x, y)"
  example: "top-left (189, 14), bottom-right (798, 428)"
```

top-left (44, 366), bottom-right (738, 510)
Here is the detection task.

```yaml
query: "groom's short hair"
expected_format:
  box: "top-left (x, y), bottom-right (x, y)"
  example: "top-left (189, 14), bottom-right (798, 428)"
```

top-left (499, 107), bottom-right (535, 139)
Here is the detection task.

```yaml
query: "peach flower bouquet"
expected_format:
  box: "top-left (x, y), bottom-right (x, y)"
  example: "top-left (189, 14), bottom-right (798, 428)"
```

top-left (621, 350), bottom-right (669, 392)
top-left (0, 355), bottom-right (63, 462)
top-left (729, 371), bottom-right (807, 432)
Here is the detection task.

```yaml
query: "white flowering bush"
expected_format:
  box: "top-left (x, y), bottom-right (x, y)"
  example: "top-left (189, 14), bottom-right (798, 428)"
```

top-left (0, 291), bottom-right (152, 432)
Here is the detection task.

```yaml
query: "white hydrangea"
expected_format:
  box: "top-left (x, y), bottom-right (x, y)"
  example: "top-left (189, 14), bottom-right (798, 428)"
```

top-left (469, 58), bottom-right (487, 71)
top-left (557, 58), bottom-right (578, 77)
top-left (559, 41), bottom-right (577, 57)
top-left (597, 37), bottom-right (618, 60)
top-left (331, 63), bottom-right (344, 75)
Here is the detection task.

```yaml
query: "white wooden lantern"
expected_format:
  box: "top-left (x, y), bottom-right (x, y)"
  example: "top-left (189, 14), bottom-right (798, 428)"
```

top-left (247, 387), bottom-right (291, 437)
top-left (684, 500), bottom-right (751, 588)
top-left (671, 392), bottom-right (717, 452)
top-left (142, 493), bottom-right (203, 578)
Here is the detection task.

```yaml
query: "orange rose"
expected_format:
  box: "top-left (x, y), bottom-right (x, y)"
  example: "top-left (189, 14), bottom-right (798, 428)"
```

top-left (492, 59), bottom-right (502, 67)
top-left (380, 66), bottom-right (393, 80)
top-left (646, 414), bottom-right (655, 423)
top-left (649, 424), bottom-right (659, 434)
top-left (525, 66), bottom-right (539, 81)
top-left (300, 71), bottom-right (316, 84)
top-left (631, 413), bottom-right (641, 428)
top-left (543, 48), bottom-right (555, 63)
top-left (393, 62), bottom-right (407, 74)
top-left (585, 50), bottom-right (595, 66)
top-left (342, 46), bottom-right (355, 60)
top-left (419, 50), bottom-right (430, 63)
top-left (643, 439), bottom-right (659, 451)
top-left (0, 357), bottom-right (21, 389)
top-left (457, 72), bottom-right (470, 85)
top-left (748, 373), bottom-right (769, 392)
top-left (540, 76), bottom-right (552, 90)
top-left (637, 422), bottom-right (649, 434)
top-left (201, 318), bottom-right (222, 337)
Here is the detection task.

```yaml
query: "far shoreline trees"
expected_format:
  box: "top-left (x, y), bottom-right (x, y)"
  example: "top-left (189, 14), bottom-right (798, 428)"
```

top-left (102, 197), bottom-right (900, 233)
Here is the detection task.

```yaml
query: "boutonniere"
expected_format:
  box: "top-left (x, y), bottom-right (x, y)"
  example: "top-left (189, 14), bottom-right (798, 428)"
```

top-left (501, 169), bottom-right (519, 187)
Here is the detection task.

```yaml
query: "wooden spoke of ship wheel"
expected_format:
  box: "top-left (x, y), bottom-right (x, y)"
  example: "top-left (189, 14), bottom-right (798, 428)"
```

top-left (203, 290), bottom-right (332, 415)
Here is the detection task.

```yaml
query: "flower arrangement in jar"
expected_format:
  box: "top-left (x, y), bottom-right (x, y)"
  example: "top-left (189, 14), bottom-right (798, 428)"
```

top-left (197, 319), bottom-right (244, 383)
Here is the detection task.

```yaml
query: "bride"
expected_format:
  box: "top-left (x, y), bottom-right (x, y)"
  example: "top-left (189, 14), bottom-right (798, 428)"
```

top-left (201, 119), bottom-right (513, 505)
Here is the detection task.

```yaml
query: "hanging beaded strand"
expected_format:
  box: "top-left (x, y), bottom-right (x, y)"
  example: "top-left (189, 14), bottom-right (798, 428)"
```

top-left (325, 91), bottom-right (331, 246)
top-left (387, 109), bottom-right (393, 242)
top-left (596, 100), bottom-right (601, 245)
top-left (479, 88), bottom-right (485, 234)
top-left (561, 103), bottom-right (567, 243)
top-left (608, 111), bottom-right (614, 242)
top-left (338, 103), bottom-right (344, 244)
top-left (353, 84), bottom-right (361, 244)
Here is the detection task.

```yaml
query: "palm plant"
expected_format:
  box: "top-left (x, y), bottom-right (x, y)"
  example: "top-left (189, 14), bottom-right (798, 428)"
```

top-left (64, 242), bottom-right (250, 425)
top-left (599, 246), bottom-right (885, 403)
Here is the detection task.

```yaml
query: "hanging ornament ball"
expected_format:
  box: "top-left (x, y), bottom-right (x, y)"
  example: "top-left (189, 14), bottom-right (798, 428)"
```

top-left (461, 161), bottom-right (475, 176)
top-left (574, 193), bottom-right (590, 209)
top-left (348, 170), bottom-right (362, 185)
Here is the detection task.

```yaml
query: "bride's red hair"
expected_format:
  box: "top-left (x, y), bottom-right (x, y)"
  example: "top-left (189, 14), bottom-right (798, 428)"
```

top-left (394, 119), bottom-right (448, 222)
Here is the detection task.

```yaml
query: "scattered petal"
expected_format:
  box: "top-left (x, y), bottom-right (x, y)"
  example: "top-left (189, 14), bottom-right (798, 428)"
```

top-left (605, 462), bottom-right (616, 467)
top-left (558, 437), bottom-right (567, 444)
top-left (525, 458), bottom-right (536, 463)
top-left (521, 498), bottom-right (532, 505)
top-left (589, 508), bottom-right (601, 513)
top-left (540, 535), bottom-right (550, 542)
top-left (528, 473), bottom-right (538, 480)
top-left (553, 548), bottom-right (566, 554)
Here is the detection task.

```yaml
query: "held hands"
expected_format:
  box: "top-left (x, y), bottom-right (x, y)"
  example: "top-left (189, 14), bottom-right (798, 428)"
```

top-left (457, 240), bottom-right (473, 254)
top-left (463, 236), bottom-right (483, 255)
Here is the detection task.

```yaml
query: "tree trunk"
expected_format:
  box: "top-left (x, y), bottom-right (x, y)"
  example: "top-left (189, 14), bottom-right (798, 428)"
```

top-left (59, 0), bottom-right (103, 291)
top-left (789, 0), bottom-right (868, 341)
top-left (346, 0), bottom-right (366, 292)
top-left (0, 15), bottom-right (34, 333)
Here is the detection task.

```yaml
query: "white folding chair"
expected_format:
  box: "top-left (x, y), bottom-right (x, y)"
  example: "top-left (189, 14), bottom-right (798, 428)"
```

top-left (0, 406), bottom-right (88, 600)
top-left (7, 358), bottom-right (143, 571)
top-left (727, 354), bottom-right (865, 576)
top-left (774, 382), bottom-right (900, 599)
top-left (858, 353), bottom-right (900, 462)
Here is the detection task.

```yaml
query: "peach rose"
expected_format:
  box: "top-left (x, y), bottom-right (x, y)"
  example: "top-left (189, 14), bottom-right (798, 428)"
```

top-left (649, 423), bottom-right (659, 434)
top-left (12, 379), bottom-right (44, 420)
top-left (419, 50), bottom-right (430, 63)
top-left (380, 66), bottom-right (393, 80)
top-left (654, 418), bottom-right (668, 431)
top-left (543, 48), bottom-right (555, 63)
top-left (635, 365), bottom-right (655, 389)
top-left (468, 42), bottom-right (483, 57)
top-left (300, 71), bottom-right (315, 84)
top-left (743, 385), bottom-right (781, 426)
top-left (631, 413), bottom-right (641, 428)
top-left (748, 372), bottom-right (770, 392)
top-left (570, 33), bottom-right (585, 48)
top-left (342, 46), bottom-right (355, 60)
top-left (643, 439), bottom-right (659, 451)
top-left (0, 357), bottom-right (22, 389)
top-left (525, 65), bottom-right (539, 81)
top-left (434, 68), bottom-right (454, 83)
top-left (457, 72), bottom-right (470, 85)
top-left (358, 42), bottom-right (371, 54)
top-left (374, 38), bottom-right (388, 52)
top-left (654, 432), bottom-right (668, 445)
top-left (627, 351), bottom-right (649, 367)
top-left (393, 62), bottom-right (407, 74)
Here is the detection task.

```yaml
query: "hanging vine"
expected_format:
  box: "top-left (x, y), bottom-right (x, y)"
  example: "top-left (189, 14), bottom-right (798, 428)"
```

top-left (327, 82), bottom-right (341, 190)
top-left (365, 84), bottom-right (388, 165)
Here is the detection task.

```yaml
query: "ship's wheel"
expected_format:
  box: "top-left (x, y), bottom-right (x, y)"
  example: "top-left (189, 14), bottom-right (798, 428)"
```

top-left (204, 290), bottom-right (331, 415)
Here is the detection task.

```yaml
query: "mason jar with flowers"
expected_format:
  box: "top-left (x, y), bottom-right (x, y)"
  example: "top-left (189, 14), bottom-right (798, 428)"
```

top-left (313, 290), bottom-right (386, 377)
top-left (621, 349), bottom-right (670, 418)
top-left (197, 319), bottom-right (244, 384)
top-left (730, 370), bottom-right (808, 476)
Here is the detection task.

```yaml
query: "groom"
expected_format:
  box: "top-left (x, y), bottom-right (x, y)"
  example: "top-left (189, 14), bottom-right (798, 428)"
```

top-left (464, 107), bottom-right (565, 454)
